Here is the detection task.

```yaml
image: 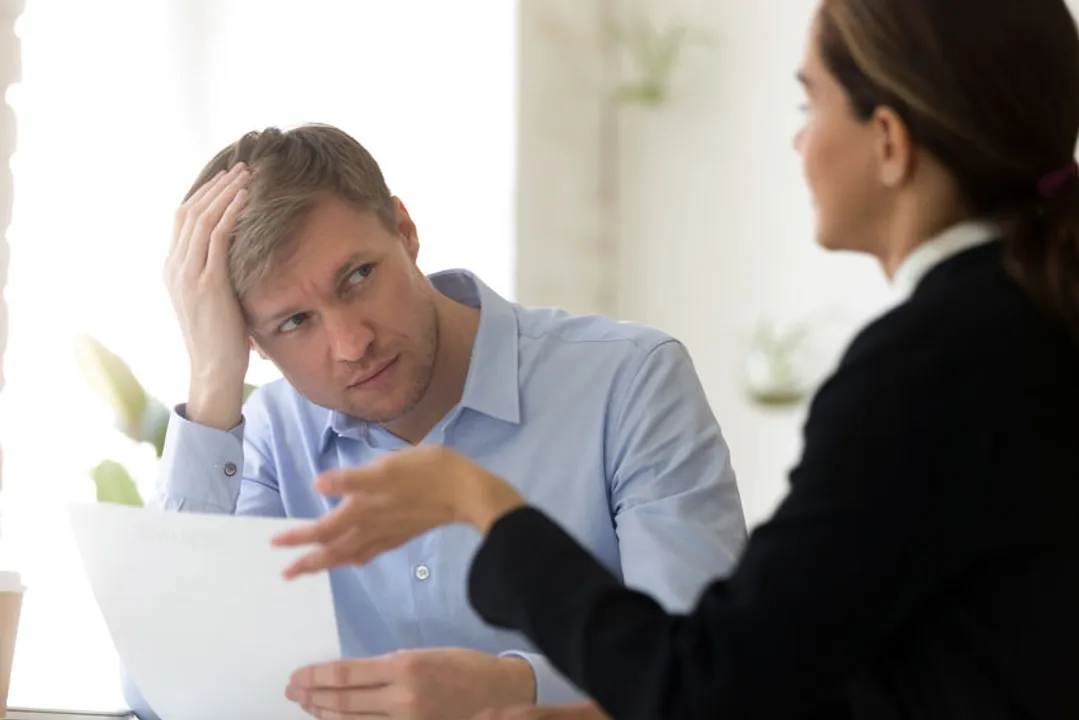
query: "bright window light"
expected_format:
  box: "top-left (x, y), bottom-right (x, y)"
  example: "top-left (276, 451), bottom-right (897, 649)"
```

top-left (0, 0), bottom-right (516, 710)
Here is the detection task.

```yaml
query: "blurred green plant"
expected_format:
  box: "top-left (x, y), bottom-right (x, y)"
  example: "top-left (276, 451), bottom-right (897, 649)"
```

top-left (73, 334), bottom-right (257, 506)
top-left (609, 17), bottom-right (711, 107)
top-left (743, 318), bottom-right (813, 407)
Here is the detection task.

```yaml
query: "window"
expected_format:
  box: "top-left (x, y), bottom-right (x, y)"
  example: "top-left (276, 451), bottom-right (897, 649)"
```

top-left (0, 0), bottom-right (516, 709)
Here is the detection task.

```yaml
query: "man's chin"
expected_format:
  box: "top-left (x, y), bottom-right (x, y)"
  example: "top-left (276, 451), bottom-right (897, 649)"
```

top-left (341, 403), bottom-right (409, 426)
top-left (332, 369), bottom-right (431, 426)
top-left (340, 390), bottom-right (420, 426)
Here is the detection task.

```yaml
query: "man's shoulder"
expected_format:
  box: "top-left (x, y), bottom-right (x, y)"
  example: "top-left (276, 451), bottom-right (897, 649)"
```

top-left (514, 303), bottom-right (678, 359)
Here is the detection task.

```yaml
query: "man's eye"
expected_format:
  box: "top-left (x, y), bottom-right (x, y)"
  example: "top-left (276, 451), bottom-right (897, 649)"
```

top-left (279, 313), bottom-right (308, 333)
top-left (348, 264), bottom-right (374, 285)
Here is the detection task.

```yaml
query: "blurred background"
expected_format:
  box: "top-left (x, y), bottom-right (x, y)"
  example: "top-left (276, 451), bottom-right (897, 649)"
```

top-left (0, 0), bottom-right (913, 711)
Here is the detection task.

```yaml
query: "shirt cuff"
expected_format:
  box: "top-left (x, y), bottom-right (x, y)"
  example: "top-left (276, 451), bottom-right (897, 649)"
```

top-left (151, 403), bottom-right (246, 513)
top-left (499, 650), bottom-right (587, 706)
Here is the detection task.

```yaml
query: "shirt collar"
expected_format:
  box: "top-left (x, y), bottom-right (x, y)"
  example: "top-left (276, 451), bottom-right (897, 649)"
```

top-left (440, 270), bottom-right (522, 426)
top-left (890, 220), bottom-right (1000, 302)
top-left (321, 269), bottom-right (520, 449)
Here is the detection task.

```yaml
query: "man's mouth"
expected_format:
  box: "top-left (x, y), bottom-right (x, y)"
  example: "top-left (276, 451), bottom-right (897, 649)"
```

top-left (347, 356), bottom-right (398, 389)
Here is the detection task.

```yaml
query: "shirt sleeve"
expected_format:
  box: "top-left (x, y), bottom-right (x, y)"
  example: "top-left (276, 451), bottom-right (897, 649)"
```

top-left (491, 339), bottom-right (747, 707)
top-left (605, 339), bottom-right (746, 610)
top-left (147, 403), bottom-right (285, 517)
top-left (498, 650), bottom-right (588, 706)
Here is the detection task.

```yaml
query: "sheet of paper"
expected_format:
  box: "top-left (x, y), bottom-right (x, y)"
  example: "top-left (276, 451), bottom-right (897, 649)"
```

top-left (67, 502), bottom-right (341, 720)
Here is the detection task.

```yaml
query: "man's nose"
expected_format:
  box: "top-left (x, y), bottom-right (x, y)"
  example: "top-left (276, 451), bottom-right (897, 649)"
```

top-left (326, 313), bottom-right (375, 363)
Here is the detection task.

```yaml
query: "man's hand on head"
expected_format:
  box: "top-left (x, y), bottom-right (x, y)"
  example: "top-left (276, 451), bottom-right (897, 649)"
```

top-left (286, 647), bottom-right (536, 720)
top-left (164, 162), bottom-right (253, 431)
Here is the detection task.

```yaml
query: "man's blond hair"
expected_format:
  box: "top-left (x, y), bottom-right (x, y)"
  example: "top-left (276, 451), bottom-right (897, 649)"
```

top-left (184, 124), bottom-right (397, 298)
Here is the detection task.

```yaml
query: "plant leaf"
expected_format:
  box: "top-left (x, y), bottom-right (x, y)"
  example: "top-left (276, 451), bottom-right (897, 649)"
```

top-left (74, 334), bottom-right (148, 442)
top-left (142, 397), bottom-right (171, 458)
top-left (654, 24), bottom-right (690, 77)
top-left (91, 460), bottom-right (144, 507)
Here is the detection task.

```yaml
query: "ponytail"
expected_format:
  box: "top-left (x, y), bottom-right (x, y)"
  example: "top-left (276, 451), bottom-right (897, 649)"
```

top-left (1003, 161), bottom-right (1079, 343)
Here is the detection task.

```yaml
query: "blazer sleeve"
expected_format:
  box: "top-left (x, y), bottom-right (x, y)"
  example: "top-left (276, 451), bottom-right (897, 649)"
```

top-left (467, 316), bottom-right (995, 719)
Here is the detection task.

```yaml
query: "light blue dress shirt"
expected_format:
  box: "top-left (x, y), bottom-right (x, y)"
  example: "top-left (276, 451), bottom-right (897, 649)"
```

top-left (124, 270), bottom-right (746, 717)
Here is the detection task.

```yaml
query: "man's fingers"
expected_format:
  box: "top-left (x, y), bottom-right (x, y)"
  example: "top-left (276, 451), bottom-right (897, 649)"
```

top-left (171, 169), bottom-right (224, 247)
top-left (189, 162), bottom-right (245, 216)
top-left (204, 188), bottom-right (247, 280)
top-left (303, 705), bottom-right (347, 720)
top-left (302, 686), bottom-right (394, 715)
top-left (184, 168), bottom-right (230, 210)
top-left (180, 168), bottom-right (250, 273)
top-left (292, 657), bottom-right (396, 689)
top-left (169, 167), bottom-right (232, 258)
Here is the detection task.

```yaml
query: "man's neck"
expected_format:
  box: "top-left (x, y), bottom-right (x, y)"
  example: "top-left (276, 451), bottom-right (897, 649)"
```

top-left (383, 291), bottom-right (481, 444)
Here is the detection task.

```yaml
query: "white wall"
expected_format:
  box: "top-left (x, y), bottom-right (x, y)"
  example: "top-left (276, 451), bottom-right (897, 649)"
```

top-left (518, 0), bottom-right (895, 526)
top-left (515, 0), bottom-right (618, 314)
top-left (616, 0), bottom-right (897, 526)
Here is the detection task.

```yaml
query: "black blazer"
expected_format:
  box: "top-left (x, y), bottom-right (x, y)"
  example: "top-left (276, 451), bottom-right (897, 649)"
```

top-left (468, 241), bottom-right (1079, 719)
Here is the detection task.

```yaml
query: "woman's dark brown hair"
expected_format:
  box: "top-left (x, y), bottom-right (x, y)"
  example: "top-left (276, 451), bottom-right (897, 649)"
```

top-left (818, 0), bottom-right (1079, 338)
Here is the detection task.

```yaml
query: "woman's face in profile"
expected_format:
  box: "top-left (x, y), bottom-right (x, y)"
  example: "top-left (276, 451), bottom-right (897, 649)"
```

top-left (793, 16), bottom-right (886, 255)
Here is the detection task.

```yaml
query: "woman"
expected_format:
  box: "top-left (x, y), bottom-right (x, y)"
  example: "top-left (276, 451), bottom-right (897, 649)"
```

top-left (274, 0), bottom-right (1079, 717)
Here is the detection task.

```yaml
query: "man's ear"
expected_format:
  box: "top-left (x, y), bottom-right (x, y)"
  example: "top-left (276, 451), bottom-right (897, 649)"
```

top-left (392, 196), bottom-right (420, 262)
top-left (872, 105), bottom-right (915, 189)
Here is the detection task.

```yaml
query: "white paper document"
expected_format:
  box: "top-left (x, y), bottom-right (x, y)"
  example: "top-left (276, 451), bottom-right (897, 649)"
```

top-left (67, 502), bottom-right (341, 720)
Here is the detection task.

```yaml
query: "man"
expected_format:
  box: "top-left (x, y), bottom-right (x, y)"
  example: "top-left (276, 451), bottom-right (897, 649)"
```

top-left (128, 123), bottom-right (746, 719)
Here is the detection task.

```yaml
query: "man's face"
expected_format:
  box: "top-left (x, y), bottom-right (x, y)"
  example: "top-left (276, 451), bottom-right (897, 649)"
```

top-left (242, 194), bottom-right (439, 423)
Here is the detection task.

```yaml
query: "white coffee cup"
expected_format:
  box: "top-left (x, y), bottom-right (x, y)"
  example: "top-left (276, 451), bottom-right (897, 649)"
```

top-left (0, 570), bottom-right (25, 717)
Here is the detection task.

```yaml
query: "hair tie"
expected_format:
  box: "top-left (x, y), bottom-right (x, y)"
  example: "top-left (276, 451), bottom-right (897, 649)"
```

top-left (1037, 160), bottom-right (1079, 199)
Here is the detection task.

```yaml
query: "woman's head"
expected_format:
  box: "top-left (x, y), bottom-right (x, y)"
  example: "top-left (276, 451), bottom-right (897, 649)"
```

top-left (795, 0), bottom-right (1079, 335)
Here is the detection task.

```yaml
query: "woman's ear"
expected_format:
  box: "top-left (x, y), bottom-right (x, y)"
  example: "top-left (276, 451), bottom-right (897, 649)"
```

top-left (872, 106), bottom-right (915, 189)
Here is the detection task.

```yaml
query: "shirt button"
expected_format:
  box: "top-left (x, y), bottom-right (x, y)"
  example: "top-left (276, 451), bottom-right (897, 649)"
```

top-left (222, 461), bottom-right (237, 477)
top-left (414, 565), bottom-right (430, 582)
